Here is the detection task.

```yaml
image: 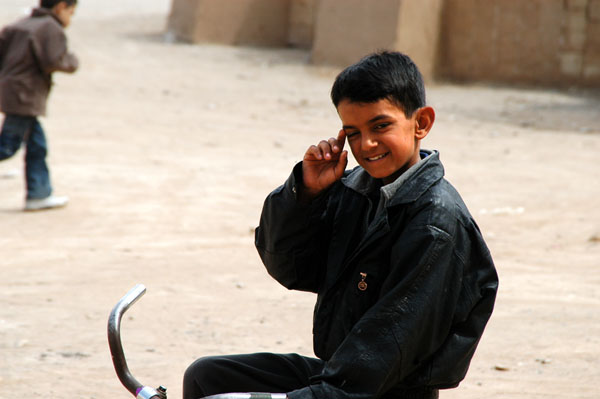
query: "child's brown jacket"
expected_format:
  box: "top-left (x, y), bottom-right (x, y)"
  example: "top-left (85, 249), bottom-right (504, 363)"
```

top-left (0, 7), bottom-right (78, 117)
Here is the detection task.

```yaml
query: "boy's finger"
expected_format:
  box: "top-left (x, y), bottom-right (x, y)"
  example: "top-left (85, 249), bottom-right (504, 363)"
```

top-left (328, 137), bottom-right (340, 153)
top-left (304, 144), bottom-right (323, 160)
top-left (317, 140), bottom-right (334, 160)
top-left (336, 129), bottom-right (346, 149)
top-left (335, 150), bottom-right (348, 177)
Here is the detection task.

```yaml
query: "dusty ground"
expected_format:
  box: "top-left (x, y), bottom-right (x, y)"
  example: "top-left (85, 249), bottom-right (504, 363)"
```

top-left (1, 2), bottom-right (599, 398)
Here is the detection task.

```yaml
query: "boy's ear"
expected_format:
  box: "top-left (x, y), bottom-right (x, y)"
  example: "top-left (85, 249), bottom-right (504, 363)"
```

top-left (414, 106), bottom-right (435, 140)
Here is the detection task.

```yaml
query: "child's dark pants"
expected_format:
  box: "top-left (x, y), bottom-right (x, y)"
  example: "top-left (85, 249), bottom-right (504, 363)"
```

top-left (183, 353), bottom-right (322, 399)
top-left (0, 115), bottom-right (52, 199)
top-left (183, 353), bottom-right (439, 399)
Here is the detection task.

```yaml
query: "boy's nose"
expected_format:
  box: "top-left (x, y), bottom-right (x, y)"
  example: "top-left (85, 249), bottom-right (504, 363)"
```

top-left (361, 134), bottom-right (378, 149)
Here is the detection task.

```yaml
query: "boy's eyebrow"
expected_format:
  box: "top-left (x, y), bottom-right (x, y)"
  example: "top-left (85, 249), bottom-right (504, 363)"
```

top-left (342, 114), bottom-right (392, 130)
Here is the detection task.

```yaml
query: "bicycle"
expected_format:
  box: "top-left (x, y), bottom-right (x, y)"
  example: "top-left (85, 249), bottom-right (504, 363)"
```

top-left (108, 284), bottom-right (288, 399)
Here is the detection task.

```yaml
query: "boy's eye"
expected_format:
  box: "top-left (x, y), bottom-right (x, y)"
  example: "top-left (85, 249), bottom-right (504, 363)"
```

top-left (346, 131), bottom-right (359, 139)
top-left (374, 123), bottom-right (390, 130)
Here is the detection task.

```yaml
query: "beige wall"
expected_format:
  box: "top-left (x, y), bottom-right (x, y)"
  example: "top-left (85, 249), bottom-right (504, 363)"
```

top-left (310, 0), bottom-right (402, 68)
top-left (438, 0), bottom-right (600, 86)
top-left (167, 0), bottom-right (291, 46)
top-left (582, 0), bottom-right (600, 81)
top-left (394, 0), bottom-right (444, 82)
top-left (310, 0), bottom-right (444, 81)
top-left (288, 0), bottom-right (317, 49)
top-left (167, 0), bottom-right (600, 87)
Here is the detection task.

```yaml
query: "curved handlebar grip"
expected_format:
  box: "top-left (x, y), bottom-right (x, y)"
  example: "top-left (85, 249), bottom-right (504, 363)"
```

top-left (108, 284), bottom-right (147, 396)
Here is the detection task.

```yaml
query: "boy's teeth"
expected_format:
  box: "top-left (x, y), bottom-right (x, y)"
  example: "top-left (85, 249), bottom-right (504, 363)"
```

top-left (368, 154), bottom-right (386, 161)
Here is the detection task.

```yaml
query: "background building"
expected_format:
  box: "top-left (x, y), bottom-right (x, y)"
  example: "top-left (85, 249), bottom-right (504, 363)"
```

top-left (168, 0), bottom-right (600, 86)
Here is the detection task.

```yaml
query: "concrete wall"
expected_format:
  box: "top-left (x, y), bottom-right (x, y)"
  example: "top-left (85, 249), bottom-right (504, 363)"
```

top-left (288, 0), bottom-right (317, 49)
top-left (310, 0), bottom-right (402, 68)
top-left (579, 0), bottom-right (600, 82)
top-left (394, 0), bottom-right (444, 82)
top-left (310, 0), bottom-right (443, 81)
top-left (438, 0), bottom-right (600, 86)
top-left (167, 0), bottom-right (290, 46)
top-left (167, 0), bottom-right (600, 87)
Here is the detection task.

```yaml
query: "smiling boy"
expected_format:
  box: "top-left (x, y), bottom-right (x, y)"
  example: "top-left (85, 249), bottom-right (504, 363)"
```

top-left (184, 51), bottom-right (498, 399)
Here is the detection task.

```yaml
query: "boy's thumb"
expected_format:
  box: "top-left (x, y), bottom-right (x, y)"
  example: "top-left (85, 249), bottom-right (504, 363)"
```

top-left (336, 150), bottom-right (348, 176)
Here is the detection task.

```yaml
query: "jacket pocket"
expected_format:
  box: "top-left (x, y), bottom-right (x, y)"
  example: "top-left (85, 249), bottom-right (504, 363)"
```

top-left (8, 77), bottom-right (34, 105)
top-left (341, 267), bottom-right (382, 331)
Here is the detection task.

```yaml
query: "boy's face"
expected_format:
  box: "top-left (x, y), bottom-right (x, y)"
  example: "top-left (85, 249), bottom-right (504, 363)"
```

top-left (53, 3), bottom-right (76, 27)
top-left (337, 98), bottom-right (429, 185)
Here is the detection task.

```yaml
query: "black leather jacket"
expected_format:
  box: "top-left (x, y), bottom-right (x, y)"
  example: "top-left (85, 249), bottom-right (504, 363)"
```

top-left (255, 151), bottom-right (498, 399)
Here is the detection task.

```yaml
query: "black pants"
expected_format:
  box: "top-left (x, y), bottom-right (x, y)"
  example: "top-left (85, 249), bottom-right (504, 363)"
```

top-left (182, 353), bottom-right (439, 399)
top-left (183, 353), bottom-right (322, 399)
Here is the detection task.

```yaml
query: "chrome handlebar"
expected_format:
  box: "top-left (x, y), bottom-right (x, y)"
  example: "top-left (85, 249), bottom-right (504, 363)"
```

top-left (107, 284), bottom-right (166, 399)
top-left (108, 284), bottom-right (286, 399)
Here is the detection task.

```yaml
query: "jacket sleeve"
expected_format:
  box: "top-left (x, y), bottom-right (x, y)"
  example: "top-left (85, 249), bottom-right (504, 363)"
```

top-left (288, 208), bottom-right (497, 399)
top-left (0, 28), bottom-right (7, 70)
top-left (31, 23), bottom-right (78, 74)
top-left (255, 162), bottom-right (334, 293)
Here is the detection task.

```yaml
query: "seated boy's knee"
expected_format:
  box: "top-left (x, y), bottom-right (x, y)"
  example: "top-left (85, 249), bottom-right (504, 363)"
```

top-left (183, 356), bottom-right (224, 399)
top-left (184, 356), bottom-right (221, 385)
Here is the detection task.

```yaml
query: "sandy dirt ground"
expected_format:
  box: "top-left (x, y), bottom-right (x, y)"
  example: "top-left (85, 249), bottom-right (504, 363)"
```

top-left (1, 2), bottom-right (600, 398)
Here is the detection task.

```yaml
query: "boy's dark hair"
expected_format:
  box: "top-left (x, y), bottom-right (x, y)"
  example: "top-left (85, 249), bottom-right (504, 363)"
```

top-left (331, 50), bottom-right (426, 117)
top-left (40, 0), bottom-right (77, 9)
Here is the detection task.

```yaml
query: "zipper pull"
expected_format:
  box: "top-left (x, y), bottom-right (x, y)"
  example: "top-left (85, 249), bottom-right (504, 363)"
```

top-left (358, 272), bottom-right (368, 291)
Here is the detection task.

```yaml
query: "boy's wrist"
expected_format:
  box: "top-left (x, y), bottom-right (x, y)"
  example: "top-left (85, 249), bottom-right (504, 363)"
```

top-left (296, 183), bottom-right (321, 204)
top-left (292, 162), bottom-right (321, 204)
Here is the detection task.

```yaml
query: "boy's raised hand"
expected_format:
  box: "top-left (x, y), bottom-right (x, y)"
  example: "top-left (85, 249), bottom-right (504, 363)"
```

top-left (300, 129), bottom-right (348, 201)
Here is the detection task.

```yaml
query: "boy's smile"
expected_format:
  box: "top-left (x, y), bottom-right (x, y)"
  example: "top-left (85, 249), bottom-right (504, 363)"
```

top-left (337, 98), bottom-right (433, 185)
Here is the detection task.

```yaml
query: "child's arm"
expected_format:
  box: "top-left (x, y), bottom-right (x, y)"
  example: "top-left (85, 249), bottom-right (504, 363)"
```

top-left (256, 131), bottom-right (348, 292)
top-left (256, 163), bottom-right (335, 293)
top-left (32, 27), bottom-right (78, 74)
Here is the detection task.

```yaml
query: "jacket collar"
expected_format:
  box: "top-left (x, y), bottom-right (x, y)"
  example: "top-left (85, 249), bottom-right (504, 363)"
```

top-left (31, 7), bottom-right (65, 26)
top-left (341, 149), bottom-right (444, 207)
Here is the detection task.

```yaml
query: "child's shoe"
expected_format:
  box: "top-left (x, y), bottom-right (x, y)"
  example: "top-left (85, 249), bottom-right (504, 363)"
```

top-left (0, 168), bottom-right (20, 179)
top-left (24, 195), bottom-right (69, 211)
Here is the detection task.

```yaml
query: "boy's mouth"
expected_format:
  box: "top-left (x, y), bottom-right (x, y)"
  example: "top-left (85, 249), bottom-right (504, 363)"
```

top-left (366, 152), bottom-right (389, 162)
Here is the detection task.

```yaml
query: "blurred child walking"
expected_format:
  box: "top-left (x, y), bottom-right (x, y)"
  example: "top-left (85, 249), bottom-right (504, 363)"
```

top-left (0, 0), bottom-right (78, 210)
